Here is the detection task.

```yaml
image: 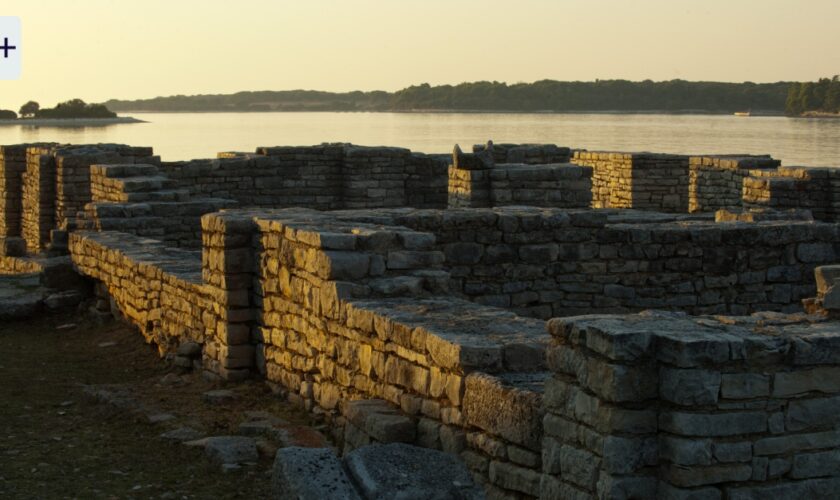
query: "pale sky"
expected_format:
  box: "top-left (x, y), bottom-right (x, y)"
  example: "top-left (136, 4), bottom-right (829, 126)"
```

top-left (2, 0), bottom-right (840, 108)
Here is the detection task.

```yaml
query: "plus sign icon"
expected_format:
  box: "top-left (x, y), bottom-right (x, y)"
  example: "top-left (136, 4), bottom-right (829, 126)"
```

top-left (0, 16), bottom-right (20, 80)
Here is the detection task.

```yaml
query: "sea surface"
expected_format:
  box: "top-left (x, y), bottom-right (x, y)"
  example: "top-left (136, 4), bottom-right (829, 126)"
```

top-left (1, 112), bottom-right (839, 166)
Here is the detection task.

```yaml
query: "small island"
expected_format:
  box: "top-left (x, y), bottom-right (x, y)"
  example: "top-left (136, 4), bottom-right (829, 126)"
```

top-left (0, 99), bottom-right (145, 126)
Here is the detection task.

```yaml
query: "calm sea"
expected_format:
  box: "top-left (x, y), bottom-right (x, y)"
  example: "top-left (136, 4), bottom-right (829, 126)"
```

top-left (1, 112), bottom-right (839, 166)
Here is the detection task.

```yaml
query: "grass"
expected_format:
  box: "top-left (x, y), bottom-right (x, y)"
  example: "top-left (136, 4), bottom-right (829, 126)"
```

top-left (0, 312), bottom-right (321, 499)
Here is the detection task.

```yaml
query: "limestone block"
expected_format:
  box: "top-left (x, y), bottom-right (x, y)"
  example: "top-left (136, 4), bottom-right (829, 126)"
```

top-left (271, 447), bottom-right (361, 500)
top-left (754, 430), bottom-right (840, 456)
top-left (660, 436), bottom-right (713, 466)
top-left (786, 395), bottom-right (840, 432)
top-left (0, 237), bottom-right (26, 257)
top-left (601, 435), bottom-right (657, 474)
top-left (659, 367), bottom-right (721, 406)
top-left (773, 367), bottom-right (840, 397)
top-left (462, 373), bottom-right (543, 450)
top-left (720, 373), bottom-right (770, 399)
top-left (488, 460), bottom-right (541, 497)
top-left (713, 442), bottom-right (752, 463)
top-left (659, 411), bottom-right (767, 437)
top-left (344, 443), bottom-right (483, 500)
top-left (343, 399), bottom-right (415, 444)
top-left (665, 464), bottom-right (752, 488)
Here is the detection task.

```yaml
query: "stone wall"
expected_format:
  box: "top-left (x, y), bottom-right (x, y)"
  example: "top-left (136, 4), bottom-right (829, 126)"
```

top-left (13, 144), bottom-right (157, 252)
top-left (373, 207), bottom-right (839, 318)
top-left (342, 146), bottom-right (449, 209)
top-left (0, 254), bottom-right (42, 274)
top-left (81, 163), bottom-right (235, 248)
top-left (0, 145), bottom-right (34, 238)
top-left (688, 155), bottom-right (780, 213)
top-left (448, 145), bottom-right (494, 208)
top-left (162, 146), bottom-right (345, 209)
top-left (70, 210), bottom-right (552, 496)
top-left (472, 142), bottom-right (571, 165)
top-left (573, 151), bottom-right (690, 212)
top-left (405, 152), bottom-right (451, 209)
top-left (743, 167), bottom-right (838, 222)
top-left (200, 212), bottom-right (262, 381)
top-left (245, 209), bottom-right (550, 497)
top-left (69, 231), bottom-right (212, 352)
top-left (158, 144), bottom-right (449, 211)
top-left (76, 145), bottom-right (448, 249)
top-left (449, 145), bottom-right (592, 209)
top-left (22, 146), bottom-right (57, 252)
top-left (544, 310), bottom-right (840, 499)
top-left (77, 199), bottom-right (236, 249)
top-left (5, 141), bottom-right (448, 255)
top-left (66, 204), bottom-right (840, 498)
top-left (574, 151), bottom-right (801, 216)
top-left (54, 145), bottom-right (157, 229)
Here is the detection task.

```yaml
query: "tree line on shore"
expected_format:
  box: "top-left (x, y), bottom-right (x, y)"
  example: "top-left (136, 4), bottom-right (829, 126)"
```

top-left (0, 99), bottom-right (117, 120)
top-left (102, 80), bottom-right (792, 113)
top-left (786, 76), bottom-right (840, 115)
top-left (5, 79), bottom-right (837, 118)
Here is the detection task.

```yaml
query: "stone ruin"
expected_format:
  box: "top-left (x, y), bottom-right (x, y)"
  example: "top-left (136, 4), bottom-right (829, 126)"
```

top-left (4, 139), bottom-right (840, 499)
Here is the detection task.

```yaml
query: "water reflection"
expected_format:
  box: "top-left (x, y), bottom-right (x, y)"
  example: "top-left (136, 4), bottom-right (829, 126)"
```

top-left (1, 112), bottom-right (838, 166)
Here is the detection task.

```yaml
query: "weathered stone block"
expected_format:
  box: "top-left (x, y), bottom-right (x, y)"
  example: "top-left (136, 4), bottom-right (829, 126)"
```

top-left (773, 367), bottom-right (840, 397)
top-left (271, 447), bottom-right (361, 500)
top-left (720, 373), bottom-right (770, 399)
top-left (660, 367), bottom-right (721, 406)
top-left (659, 412), bottom-right (767, 437)
top-left (665, 463), bottom-right (752, 487)
top-left (786, 395), bottom-right (840, 432)
top-left (660, 436), bottom-right (713, 466)
top-left (713, 442), bottom-right (752, 463)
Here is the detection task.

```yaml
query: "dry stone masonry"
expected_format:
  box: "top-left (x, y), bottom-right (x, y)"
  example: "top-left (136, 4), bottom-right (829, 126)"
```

top-left (688, 155), bottom-right (780, 213)
top-left (0, 144), bottom-right (34, 239)
top-left (545, 310), bottom-right (840, 499)
top-left (473, 142), bottom-right (572, 165)
top-left (5, 138), bottom-right (840, 499)
top-left (573, 151), bottom-right (691, 212)
top-left (743, 166), bottom-right (840, 222)
top-left (159, 144), bottom-right (449, 210)
top-left (450, 143), bottom-right (591, 209)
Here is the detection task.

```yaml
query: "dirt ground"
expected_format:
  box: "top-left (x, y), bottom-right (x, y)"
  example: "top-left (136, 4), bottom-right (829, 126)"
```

top-left (0, 311), bottom-right (325, 499)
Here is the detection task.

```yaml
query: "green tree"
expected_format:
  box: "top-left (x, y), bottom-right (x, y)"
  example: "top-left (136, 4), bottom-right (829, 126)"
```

top-left (18, 100), bottom-right (39, 118)
top-left (35, 99), bottom-right (117, 119)
top-left (786, 76), bottom-right (840, 115)
top-left (0, 109), bottom-right (17, 120)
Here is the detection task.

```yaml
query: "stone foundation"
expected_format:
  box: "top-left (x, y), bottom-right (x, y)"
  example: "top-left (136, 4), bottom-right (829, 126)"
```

top-left (688, 155), bottom-right (780, 213)
top-left (63, 203), bottom-right (840, 498)
top-left (0, 145), bottom-right (32, 238)
top-left (160, 144), bottom-right (449, 211)
top-left (573, 151), bottom-right (690, 212)
top-left (545, 310), bottom-right (840, 498)
top-left (375, 208), bottom-right (837, 317)
top-left (6, 138), bottom-right (840, 498)
top-left (743, 167), bottom-right (840, 222)
top-left (449, 144), bottom-right (591, 209)
top-left (472, 142), bottom-right (572, 165)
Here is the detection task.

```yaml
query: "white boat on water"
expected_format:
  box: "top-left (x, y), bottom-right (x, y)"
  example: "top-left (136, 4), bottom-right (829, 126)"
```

top-left (734, 111), bottom-right (751, 117)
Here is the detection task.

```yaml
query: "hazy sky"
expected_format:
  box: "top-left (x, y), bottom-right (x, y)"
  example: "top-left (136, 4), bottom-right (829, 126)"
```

top-left (3, 0), bottom-right (840, 108)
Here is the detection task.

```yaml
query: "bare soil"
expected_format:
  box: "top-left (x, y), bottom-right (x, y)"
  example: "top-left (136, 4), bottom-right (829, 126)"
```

top-left (0, 312), bottom-right (323, 499)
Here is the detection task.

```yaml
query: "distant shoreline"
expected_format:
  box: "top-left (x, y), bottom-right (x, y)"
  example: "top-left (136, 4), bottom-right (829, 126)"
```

top-left (0, 117), bottom-right (146, 127)
top-left (800, 111), bottom-right (840, 119)
top-left (116, 109), bottom-right (788, 117)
